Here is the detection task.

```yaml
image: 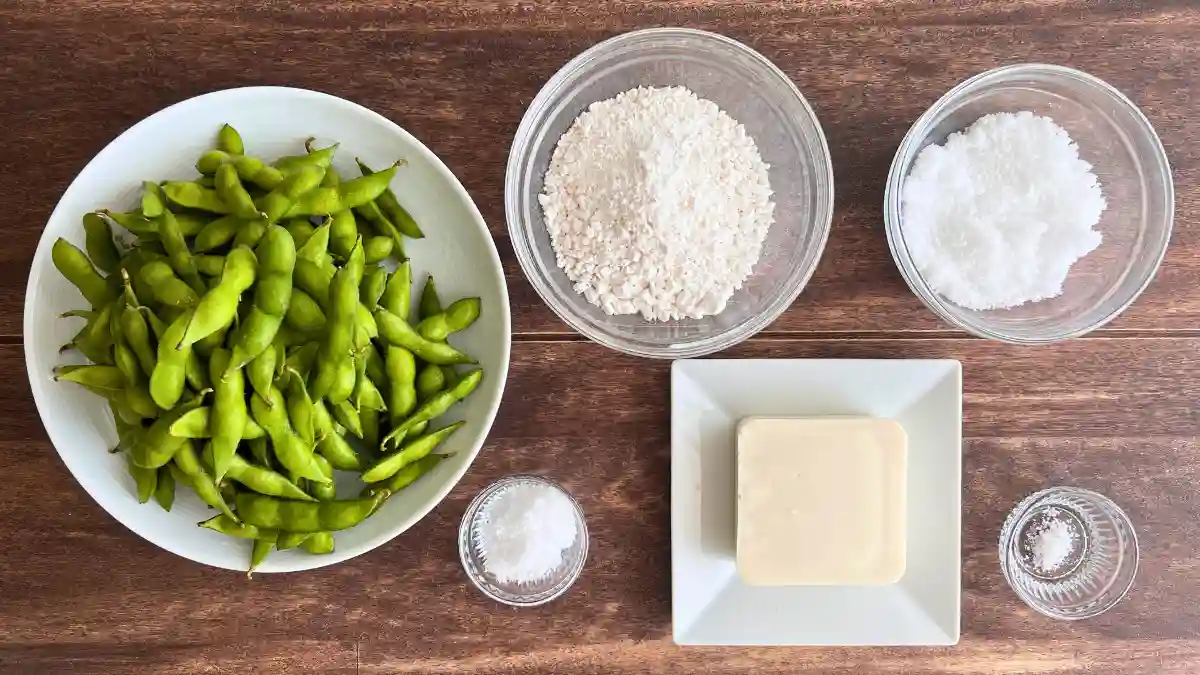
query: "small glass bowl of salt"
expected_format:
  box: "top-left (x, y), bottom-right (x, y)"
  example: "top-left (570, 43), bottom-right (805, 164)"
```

top-left (459, 474), bottom-right (588, 607)
top-left (999, 486), bottom-right (1139, 620)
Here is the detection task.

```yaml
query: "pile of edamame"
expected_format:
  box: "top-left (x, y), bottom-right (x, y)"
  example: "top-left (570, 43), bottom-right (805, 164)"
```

top-left (51, 124), bottom-right (484, 575)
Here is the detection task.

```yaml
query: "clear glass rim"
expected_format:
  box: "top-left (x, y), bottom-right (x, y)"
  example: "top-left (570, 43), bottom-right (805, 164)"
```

top-left (884, 63), bottom-right (1175, 345)
top-left (505, 27), bottom-right (834, 359)
top-left (458, 474), bottom-right (589, 607)
top-left (998, 486), bottom-right (1140, 620)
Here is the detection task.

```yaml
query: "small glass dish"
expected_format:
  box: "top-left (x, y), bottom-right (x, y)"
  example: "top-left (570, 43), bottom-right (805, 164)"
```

top-left (999, 487), bottom-right (1139, 620)
top-left (885, 64), bottom-right (1173, 344)
top-left (505, 27), bottom-right (834, 358)
top-left (458, 475), bottom-right (589, 607)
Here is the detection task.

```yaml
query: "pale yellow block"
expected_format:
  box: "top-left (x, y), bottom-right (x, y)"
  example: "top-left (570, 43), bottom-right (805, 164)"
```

top-left (736, 416), bottom-right (908, 586)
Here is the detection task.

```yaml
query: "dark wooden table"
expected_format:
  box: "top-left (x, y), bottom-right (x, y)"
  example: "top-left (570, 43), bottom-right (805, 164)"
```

top-left (3, 1), bottom-right (1198, 673)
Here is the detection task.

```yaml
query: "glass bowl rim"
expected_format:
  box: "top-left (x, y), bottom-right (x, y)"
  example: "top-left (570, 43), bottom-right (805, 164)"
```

top-left (998, 486), bottom-right (1140, 620)
top-left (504, 26), bottom-right (835, 359)
top-left (883, 62), bottom-right (1175, 345)
top-left (458, 474), bottom-right (589, 607)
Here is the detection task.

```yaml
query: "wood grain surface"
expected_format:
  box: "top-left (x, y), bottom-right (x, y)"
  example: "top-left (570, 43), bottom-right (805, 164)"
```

top-left (2, 1), bottom-right (1198, 673)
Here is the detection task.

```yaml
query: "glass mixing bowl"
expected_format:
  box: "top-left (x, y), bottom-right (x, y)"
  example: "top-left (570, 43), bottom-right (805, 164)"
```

top-left (885, 64), bottom-right (1173, 343)
top-left (506, 28), bottom-right (834, 358)
top-left (999, 487), bottom-right (1139, 620)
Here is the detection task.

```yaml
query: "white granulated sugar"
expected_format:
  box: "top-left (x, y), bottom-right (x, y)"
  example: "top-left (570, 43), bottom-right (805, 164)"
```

top-left (1029, 508), bottom-right (1078, 573)
top-left (538, 86), bottom-right (775, 321)
top-left (474, 482), bottom-right (578, 585)
top-left (901, 111), bottom-right (1106, 310)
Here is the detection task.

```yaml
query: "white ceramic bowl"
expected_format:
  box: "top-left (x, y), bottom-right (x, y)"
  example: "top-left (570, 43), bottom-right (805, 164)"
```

top-left (24, 87), bottom-right (511, 572)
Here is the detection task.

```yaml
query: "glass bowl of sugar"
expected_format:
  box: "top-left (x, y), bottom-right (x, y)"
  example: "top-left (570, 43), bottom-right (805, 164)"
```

top-left (458, 474), bottom-right (588, 607)
top-left (885, 64), bottom-right (1173, 343)
top-left (999, 487), bottom-right (1139, 620)
top-left (506, 28), bottom-right (834, 358)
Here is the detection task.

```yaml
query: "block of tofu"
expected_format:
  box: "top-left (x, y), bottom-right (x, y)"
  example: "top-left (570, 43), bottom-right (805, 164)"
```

top-left (736, 416), bottom-right (907, 586)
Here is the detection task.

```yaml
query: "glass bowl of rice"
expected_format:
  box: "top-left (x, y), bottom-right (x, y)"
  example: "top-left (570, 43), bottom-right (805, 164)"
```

top-left (506, 28), bottom-right (834, 358)
top-left (885, 64), bottom-right (1173, 344)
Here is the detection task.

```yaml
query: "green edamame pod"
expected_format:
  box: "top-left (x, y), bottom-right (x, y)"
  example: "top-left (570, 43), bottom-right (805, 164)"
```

top-left (365, 454), bottom-right (445, 500)
top-left (227, 225), bottom-right (296, 373)
top-left (256, 164), bottom-right (327, 225)
top-left (217, 123), bottom-right (245, 155)
top-left (356, 158), bottom-right (424, 239)
top-left (418, 274), bottom-right (441, 320)
top-left (101, 209), bottom-right (158, 238)
top-left (141, 181), bottom-right (166, 219)
top-left (284, 369), bottom-right (316, 446)
top-left (374, 308), bottom-right (476, 365)
top-left (139, 261), bottom-right (199, 308)
top-left (327, 355), bottom-right (356, 405)
top-left (82, 213), bottom-right (120, 274)
top-left (328, 209), bottom-right (357, 260)
top-left (416, 297), bottom-right (481, 341)
top-left (207, 348), bottom-right (247, 482)
top-left (363, 236), bottom-right (393, 264)
top-left (360, 407), bottom-right (380, 452)
top-left (363, 343), bottom-right (387, 390)
top-left (149, 309), bottom-right (194, 409)
top-left (331, 399), bottom-right (362, 438)
top-left (292, 258), bottom-right (333, 307)
top-left (52, 238), bottom-right (116, 307)
top-left (311, 239), bottom-right (364, 400)
top-left (194, 254), bottom-right (226, 277)
top-left (54, 364), bottom-right (125, 392)
top-left (380, 261), bottom-right (411, 319)
top-left (385, 346), bottom-right (417, 426)
top-left (118, 299), bottom-right (156, 378)
top-left (216, 164), bottom-right (266, 219)
top-left (199, 514), bottom-right (273, 540)
top-left (155, 209), bottom-right (206, 295)
top-left (302, 532), bottom-right (334, 554)
top-left (382, 369), bottom-right (481, 448)
top-left (276, 531), bottom-right (312, 550)
top-left (284, 341), bottom-right (320, 380)
top-left (284, 289), bottom-right (326, 334)
top-left (235, 491), bottom-right (386, 533)
top-left (205, 447), bottom-right (315, 501)
top-left (361, 422), bottom-right (463, 483)
top-left (154, 465), bottom-right (175, 510)
top-left (197, 151), bottom-right (284, 190)
top-left (309, 454), bottom-right (336, 500)
top-left (250, 386), bottom-right (329, 483)
top-left (284, 165), bottom-right (398, 217)
top-left (285, 218), bottom-right (315, 248)
top-left (246, 337), bottom-right (280, 403)
top-left (247, 436), bottom-right (274, 470)
top-left (168, 407), bottom-right (265, 439)
top-left (274, 139), bottom-right (337, 173)
top-left (248, 538), bottom-right (273, 577)
top-left (232, 218), bottom-right (267, 249)
top-left (130, 392), bottom-right (206, 469)
top-left (296, 222), bottom-right (333, 271)
top-left (174, 440), bottom-right (237, 521)
top-left (192, 214), bottom-right (244, 253)
top-left (177, 246), bottom-right (257, 349)
top-left (312, 400), bottom-right (362, 471)
top-left (127, 456), bottom-right (158, 503)
top-left (162, 182), bottom-right (232, 214)
top-left (415, 362), bottom-right (445, 399)
top-left (360, 266), bottom-right (387, 309)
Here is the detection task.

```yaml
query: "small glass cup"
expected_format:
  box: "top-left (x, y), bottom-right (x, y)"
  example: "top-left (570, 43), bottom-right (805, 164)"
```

top-left (999, 487), bottom-right (1139, 620)
top-left (458, 475), bottom-right (589, 607)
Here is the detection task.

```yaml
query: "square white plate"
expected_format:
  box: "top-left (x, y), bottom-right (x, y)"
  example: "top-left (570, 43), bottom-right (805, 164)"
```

top-left (671, 359), bottom-right (962, 646)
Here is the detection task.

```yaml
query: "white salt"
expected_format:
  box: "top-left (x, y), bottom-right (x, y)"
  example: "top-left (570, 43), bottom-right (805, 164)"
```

top-left (1030, 508), bottom-right (1078, 573)
top-left (474, 482), bottom-right (578, 585)
top-left (902, 111), bottom-right (1106, 310)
